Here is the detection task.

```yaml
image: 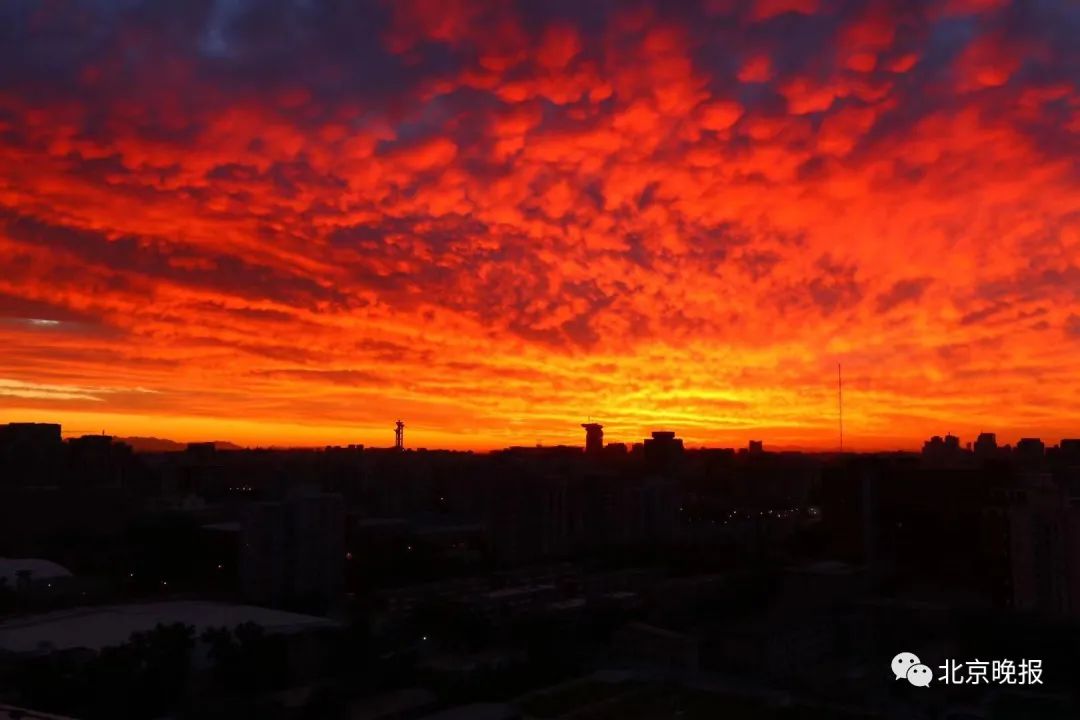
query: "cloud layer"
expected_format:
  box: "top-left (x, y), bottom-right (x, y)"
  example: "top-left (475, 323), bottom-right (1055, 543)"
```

top-left (1, 0), bottom-right (1078, 449)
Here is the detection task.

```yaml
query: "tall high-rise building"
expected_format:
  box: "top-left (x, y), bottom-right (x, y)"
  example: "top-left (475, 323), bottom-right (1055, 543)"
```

top-left (240, 491), bottom-right (344, 612)
top-left (581, 423), bottom-right (604, 455)
top-left (1005, 473), bottom-right (1068, 614)
top-left (1061, 439), bottom-right (1080, 461)
top-left (67, 434), bottom-right (133, 488)
top-left (0, 422), bottom-right (63, 487)
top-left (974, 432), bottom-right (998, 462)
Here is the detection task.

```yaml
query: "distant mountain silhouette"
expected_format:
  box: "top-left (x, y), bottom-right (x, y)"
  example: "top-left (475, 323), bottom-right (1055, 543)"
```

top-left (119, 436), bottom-right (244, 452)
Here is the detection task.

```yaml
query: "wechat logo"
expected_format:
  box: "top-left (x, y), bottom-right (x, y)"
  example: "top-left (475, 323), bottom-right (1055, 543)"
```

top-left (892, 652), bottom-right (932, 687)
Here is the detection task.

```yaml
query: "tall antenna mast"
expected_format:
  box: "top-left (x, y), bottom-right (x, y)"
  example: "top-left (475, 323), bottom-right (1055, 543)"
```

top-left (838, 363), bottom-right (843, 453)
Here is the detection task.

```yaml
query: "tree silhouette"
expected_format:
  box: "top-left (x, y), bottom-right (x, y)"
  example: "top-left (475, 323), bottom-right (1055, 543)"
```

top-left (13, 622), bottom-right (196, 719)
top-left (201, 622), bottom-right (290, 698)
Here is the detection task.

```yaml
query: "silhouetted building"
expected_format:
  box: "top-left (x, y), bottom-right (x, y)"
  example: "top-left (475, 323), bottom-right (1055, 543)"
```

top-left (167, 442), bottom-right (225, 499)
top-left (921, 434), bottom-right (967, 467)
top-left (1016, 438), bottom-right (1046, 467)
top-left (974, 432), bottom-right (998, 463)
top-left (604, 442), bottom-right (627, 456)
top-left (0, 423), bottom-right (61, 447)
top-left (581, 423), bottom-right (604, 455)
top-left (240, 491), bottom-right (344, 612)
top-left (66, 434), bottom-right (133, 488)
top-left (748, 440), bottom-right (764, 455)
top-left (478, 471), bottom-right (581, 564)
top-left (0, 558), bottom-right (72, 594)
top-left (0, 423), bottom-right (63, 487)
top-left (822, 454), bottom-right (1014, 596)
top-left (643, 431), bottom-right (684, 475)
top-left (1060, 439), bottom-right (1080, 463)
top-left (1003, 473), bottom-right (1069, 614)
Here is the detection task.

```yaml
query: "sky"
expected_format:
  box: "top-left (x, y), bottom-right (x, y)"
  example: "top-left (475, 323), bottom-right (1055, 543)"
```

top-left (0, 0), bottom-right (1078, 451)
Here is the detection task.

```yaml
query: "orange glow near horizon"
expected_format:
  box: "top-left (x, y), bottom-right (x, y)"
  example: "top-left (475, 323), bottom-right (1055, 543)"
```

top-left (1, 0), bottom-right (1078, 451)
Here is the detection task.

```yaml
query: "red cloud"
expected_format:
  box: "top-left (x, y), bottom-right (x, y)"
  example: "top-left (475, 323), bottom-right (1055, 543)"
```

top-left (0, 0), bottom-right (1077, 450)
top-left (954, 33), bottom-right (1021, 91)
top-left (749, 0), bottom-right (820, 22)
top-left (738, 54), bottom-right (773, 83)
top-left (536, 23), bottom-right (582, 71)
top-left (940, 0), bottom-right (1010, 16)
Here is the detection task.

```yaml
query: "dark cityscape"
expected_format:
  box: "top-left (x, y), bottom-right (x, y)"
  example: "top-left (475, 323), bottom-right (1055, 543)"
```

top-left (2, 421), bottom-right (1080, 718)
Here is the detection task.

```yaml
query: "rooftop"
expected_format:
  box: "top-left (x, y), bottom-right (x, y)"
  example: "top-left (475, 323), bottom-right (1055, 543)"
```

top-left (0, 705), bottom-right (76, 720)
top-left (0, 601), bottom-right (339, 654)
top-left (0, 558), bottom-right (72, 585)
